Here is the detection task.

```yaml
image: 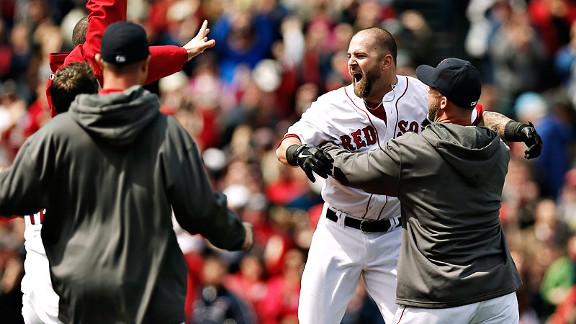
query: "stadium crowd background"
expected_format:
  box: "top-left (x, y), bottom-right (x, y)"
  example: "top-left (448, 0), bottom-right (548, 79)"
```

top-left (0, 0), bottom-right (575, 323)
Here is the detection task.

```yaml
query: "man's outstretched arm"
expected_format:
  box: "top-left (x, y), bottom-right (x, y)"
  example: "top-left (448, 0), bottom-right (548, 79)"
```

top-left (480, 111), bottom-right (543, 159)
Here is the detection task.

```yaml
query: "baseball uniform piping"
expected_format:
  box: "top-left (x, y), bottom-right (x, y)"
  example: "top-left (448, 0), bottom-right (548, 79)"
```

top-left (392, 76), bottom-right (409, 139)
top-left (343, 86), bottom-right (387, 220)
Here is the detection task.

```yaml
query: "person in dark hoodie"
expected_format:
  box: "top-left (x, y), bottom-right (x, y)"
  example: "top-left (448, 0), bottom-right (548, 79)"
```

top-left (20, 61), bottom-right (100, 324)
top-left (321, 58), bottom-right (522, 323)
top-left (0, 20), bottom-right (253, 324)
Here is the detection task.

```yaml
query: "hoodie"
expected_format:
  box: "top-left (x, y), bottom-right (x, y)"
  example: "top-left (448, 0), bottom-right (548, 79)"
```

top-left (0, 86), bottom-right (246, 323)
top-left (323, 122), bottom-right (521, 308)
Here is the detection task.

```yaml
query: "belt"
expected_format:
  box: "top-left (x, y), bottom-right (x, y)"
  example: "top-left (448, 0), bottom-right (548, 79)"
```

top-left (326, 208), bottom-right (400, 233)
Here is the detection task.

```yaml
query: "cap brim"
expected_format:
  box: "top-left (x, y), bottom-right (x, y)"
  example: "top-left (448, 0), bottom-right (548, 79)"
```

top-left (415, 65), bottom-right (436, 88)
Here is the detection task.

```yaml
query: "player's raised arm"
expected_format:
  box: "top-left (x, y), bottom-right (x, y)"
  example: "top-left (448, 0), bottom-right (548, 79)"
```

top-left (75, 0), bottom-right (128, 73)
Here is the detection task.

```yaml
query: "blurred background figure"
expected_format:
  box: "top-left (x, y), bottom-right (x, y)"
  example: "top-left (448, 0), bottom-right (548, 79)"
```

top-left (191, 255), bottom-right (256, 324)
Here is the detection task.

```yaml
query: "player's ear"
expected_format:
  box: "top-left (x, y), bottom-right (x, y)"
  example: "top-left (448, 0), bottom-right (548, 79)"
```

top-left (381, 54), bottom-right (393, 70)
top-left (439, 96), bottom-right (448, 109)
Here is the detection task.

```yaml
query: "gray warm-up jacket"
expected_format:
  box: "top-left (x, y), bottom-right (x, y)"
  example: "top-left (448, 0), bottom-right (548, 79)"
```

top-left (0, 86), bottom-right (246, 323)
top-left (323, 122), bottom-right (522, 308)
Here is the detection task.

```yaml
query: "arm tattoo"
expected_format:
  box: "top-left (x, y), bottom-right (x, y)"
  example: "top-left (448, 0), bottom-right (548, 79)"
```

top-left (481, 111), bottom-right (512, 139)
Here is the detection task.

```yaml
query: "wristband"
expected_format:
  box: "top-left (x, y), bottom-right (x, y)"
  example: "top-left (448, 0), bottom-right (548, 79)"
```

top-left (286, 144), bottom-right (302, 166)
top-left (503, 121), bottom-right (526, 142)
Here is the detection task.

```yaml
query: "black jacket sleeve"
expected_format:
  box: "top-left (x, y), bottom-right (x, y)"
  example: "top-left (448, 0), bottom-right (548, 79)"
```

top-left (164, 120), bottom-right (246, 251)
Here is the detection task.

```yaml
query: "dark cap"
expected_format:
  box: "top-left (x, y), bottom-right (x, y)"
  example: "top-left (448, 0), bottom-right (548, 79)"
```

top-left (101, 21), bottom-right (150, 66)
top-left (416, 58), bottom-right (481, 109)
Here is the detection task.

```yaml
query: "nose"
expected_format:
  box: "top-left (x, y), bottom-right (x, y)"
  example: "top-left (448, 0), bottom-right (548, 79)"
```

top-left (347, 56), bottom-right (357, 66)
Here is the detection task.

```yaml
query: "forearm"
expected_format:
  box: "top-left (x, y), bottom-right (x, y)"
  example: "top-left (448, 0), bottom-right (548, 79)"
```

top-left (480, 111), bottom-right (512, 140)
top-left (323, 143), bottom-right (399, 196)
top-left (84, 0), bottom-right (127, 60)
top-left (145, 46), bottom-right (188, 85)
top-left (276, 136), bottom-right (302, 166)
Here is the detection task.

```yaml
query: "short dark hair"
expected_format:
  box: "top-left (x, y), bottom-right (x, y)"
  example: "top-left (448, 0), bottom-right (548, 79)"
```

top-left (365, 27), bottom-right (398, 65)
top-left (50, 62), bottom-right (99, 114)
top-left (72, 17), bottom-right (88, 46)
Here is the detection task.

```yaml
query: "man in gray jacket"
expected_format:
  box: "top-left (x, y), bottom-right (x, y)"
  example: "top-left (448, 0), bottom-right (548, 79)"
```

top-left (0, 21), bottom-right (253, 324)
top-left (322, 58), bottom-right (522, 323)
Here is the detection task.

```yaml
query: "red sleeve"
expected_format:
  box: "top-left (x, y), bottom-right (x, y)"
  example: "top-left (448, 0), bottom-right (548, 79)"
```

top-left (65, 0), bottom-right (128, 78)
top-left (145, 45), bottom-right (188, 85)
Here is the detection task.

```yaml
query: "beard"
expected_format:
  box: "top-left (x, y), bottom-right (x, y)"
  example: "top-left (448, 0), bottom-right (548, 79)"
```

top-left (428, 103), bottom-right (440, 121)
top-left (353, 68), bottom-right (379, 98)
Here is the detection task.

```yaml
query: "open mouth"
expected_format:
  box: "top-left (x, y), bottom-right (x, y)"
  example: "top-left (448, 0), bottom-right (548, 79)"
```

top-left (353, 73), bottom-right (363, 83)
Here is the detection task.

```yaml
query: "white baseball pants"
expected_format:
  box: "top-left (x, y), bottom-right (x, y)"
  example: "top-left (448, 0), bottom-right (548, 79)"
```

top-left (392, 292), bottom-right (519, 324)
top-left (298, 205), bottom-right (401, 324)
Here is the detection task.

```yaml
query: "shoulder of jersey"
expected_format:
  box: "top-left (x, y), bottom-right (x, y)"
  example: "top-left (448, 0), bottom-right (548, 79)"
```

top-left (404, 75), bottom-right (427, 90)
top-left (309, 85), bottom-right (353, 108)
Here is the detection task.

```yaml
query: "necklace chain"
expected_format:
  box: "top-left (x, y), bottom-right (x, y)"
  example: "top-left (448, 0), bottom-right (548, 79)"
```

top-left (364, 84), bottom-right (396, 110)
top-left (364, 100), bottom-right (383, 110)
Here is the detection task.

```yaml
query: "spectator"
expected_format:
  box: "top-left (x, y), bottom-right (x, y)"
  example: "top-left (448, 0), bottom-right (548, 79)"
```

top-left (540, 232), bottom-right (576, 319)
top-left (192, 255), bottom-right (257, 324)
top-left (488, 8), bottom-right (549, 117)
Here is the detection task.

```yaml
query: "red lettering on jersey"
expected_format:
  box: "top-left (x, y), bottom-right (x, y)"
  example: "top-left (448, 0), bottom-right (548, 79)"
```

top-left (340, 135), bottom-right (354, 150)
top-left (363, 126), bottom-right (377, 145)
top-left (352, 129), bottom-right (366, 149)
top-left (396, 120), bottom-right (420, 137)
top-left (398, 120), bottom-right (408, 134)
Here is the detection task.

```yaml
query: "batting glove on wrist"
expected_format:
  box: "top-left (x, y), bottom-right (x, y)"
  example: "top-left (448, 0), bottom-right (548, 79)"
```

top-left (520, 122), bottom-right (543, 159)
top-left (286, 144), bottom-right (334, 182)
top-left (504, 121), bottom-right (543, 159)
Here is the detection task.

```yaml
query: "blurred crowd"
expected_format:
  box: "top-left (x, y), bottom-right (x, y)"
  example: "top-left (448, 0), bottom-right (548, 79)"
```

top-left (0, 0), bottom-right (576, 323)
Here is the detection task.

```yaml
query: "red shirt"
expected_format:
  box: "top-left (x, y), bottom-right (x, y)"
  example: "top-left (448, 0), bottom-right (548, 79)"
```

top-left (46, 0), bottom-right (188, 117)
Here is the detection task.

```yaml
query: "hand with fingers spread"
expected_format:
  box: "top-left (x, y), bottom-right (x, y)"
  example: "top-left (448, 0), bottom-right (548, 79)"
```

top-left (286, 144), bottom-right (334, 182)
top-left (183, 20), bottom-right (216, 61)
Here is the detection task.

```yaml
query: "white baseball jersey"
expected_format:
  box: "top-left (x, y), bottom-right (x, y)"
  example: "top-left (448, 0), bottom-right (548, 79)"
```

top-left (286, 76), bottom-right (428, 221)
top-left (21, 209), bottom-right (62, 324)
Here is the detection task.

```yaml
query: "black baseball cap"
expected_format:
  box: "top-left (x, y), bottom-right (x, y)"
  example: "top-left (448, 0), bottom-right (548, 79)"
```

top-left (101, 21), bottom-right (150, 66)
top-left (416, 58), bottom-right (481, 109)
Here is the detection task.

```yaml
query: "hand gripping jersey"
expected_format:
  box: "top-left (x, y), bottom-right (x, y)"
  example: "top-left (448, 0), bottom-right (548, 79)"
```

top-left (285, 76), bottom-right (428, 221)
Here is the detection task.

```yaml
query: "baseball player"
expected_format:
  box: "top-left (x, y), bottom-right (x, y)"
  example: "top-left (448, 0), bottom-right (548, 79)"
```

top-left (22, 2), bottom-right (217, 322)
top-left (276, 27), bottom-right (542, 324)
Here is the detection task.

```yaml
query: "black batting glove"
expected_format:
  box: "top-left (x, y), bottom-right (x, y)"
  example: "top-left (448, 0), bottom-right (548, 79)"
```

top-left (520, 122), bottom-right (543, 159)
top-left (504, 121), bottom-right (543, 159)
top-left (286, 144), bottom-right (334, 182)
